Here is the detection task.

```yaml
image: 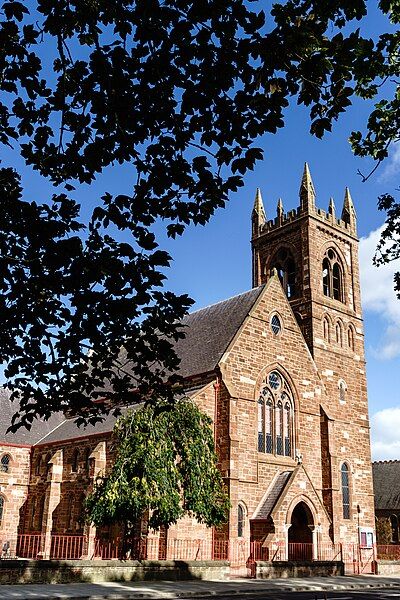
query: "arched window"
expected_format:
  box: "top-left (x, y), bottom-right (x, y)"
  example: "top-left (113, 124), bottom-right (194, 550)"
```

top-left (391, 514), bottom-right (399, 544)
top-left (257, 371), bottom-right (294, 458)
top-left (336, 321), bottom-right (343, 346)
top-left (341, 463), bottom-right (350, 519)
top-left (323, 316), bottom-right (330, 342)
top-left (322, 258), bottom-right (331, 297)
top-left (0, 496), bottom-right (4, 525)
top-left (276, 400), bottom-right (283, 455)
top-left (339, 381), bottom-right (346, 404)
top-left (348, 325), bottom-right (355, 351)
top-left (283, 396), bottom-right (292, 456)
top-left (45, 453), bottom-right (52, 477)
top-left (85, 447), bottom-right (92, 473)
top-left (322, 248), bottom-right (344, 303)
top-left (271, 248), bottom-right (297, 298)
top-left (238, 504), bottom-right (245, 538)
top-left (71, 449), bottom-right (79, 473)
top-left (35, 455), bottom-right (42, 476)
top-left (0, 454), bottom-right (11, 473)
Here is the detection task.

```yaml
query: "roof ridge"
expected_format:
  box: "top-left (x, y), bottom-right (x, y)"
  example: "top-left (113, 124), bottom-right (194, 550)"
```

top-left (35, 418), bottom-right (67, 445)
top-left (373, 459), bottom-right (400, 464)
top-left (187, 285), bottom-right (265, 316)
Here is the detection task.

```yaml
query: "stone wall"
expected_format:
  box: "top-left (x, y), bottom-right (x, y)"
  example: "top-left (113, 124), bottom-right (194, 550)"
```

top-left (256, 560), bottom-right (344, 578)
top-left (0, 559), bottom-right (229, 584)
top-left (0, 444), bottom-right (31, 542)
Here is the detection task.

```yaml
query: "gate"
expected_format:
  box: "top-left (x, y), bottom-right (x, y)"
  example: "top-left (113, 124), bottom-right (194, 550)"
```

top-left (342, 543), bottom-right (376, 574)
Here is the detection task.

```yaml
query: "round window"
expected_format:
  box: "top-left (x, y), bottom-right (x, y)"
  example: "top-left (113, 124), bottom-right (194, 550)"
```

top-left (268, 371), bottom-right (281, 390)
top-left (271, 314), bottom-right (281, 335)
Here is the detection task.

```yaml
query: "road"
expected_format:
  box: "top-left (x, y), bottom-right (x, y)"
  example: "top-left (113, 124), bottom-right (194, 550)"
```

top-left (177, 592), bottom-right (400, 600)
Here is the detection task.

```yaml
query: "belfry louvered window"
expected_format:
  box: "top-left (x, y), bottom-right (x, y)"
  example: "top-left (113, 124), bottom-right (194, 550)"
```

top-left (271, 248), bottom-right (297, 298)
top-left (257, 371), bottom-right (294, 458)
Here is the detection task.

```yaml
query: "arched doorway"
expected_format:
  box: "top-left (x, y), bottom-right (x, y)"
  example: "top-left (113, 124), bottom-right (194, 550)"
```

top-left (288, 501), bottom-right (314, 560)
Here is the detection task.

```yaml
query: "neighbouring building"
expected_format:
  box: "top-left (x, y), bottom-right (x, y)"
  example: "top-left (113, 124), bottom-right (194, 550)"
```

top-left (0, 165), bottom-right (376, 566)
top-left (373, 460), bottom-right (400, 545)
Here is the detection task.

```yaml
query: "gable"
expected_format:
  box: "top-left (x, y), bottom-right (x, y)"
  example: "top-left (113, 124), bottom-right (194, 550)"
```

top-left (173, 286), bottom-right (265, 378)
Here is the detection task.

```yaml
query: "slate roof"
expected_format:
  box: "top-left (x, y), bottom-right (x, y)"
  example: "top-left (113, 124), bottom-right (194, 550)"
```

top-left (373, 460), bottom-right (400, 511)
top-left (252, 471), bottom-right (293, 520)
top-left (174, 286), bottom-right (265, 378)
top-left (0, 389), bottom-right (64, 446)
top-left (0, 286), bottom-right (265, 446)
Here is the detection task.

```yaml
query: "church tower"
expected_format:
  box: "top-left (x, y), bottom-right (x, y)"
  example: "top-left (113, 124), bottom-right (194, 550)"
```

top-left (251, 164), bottom-right (374, 543)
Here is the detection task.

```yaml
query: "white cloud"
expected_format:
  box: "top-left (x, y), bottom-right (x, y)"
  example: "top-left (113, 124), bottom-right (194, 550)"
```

top-left (371, 407), bottom-right (400, 460)
top-left (359, 225), bottom-right (400, 359)
top-left (378, 143), bottom-right (400, 183)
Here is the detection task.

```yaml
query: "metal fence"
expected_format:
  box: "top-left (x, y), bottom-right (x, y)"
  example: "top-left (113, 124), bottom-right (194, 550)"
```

top-left (0, 534), bottom-right (397, 569)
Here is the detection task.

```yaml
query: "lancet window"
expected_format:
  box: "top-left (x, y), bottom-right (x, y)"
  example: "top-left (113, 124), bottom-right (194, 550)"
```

top-left (341, 463), bottom-right (350, 519)
top-left (258, 371), bottom-right (294, 458)
top-left (322, 248), bottom-right (344, 302)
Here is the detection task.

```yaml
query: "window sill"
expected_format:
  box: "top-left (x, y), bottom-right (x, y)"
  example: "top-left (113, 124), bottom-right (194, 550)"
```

top-left (257, 453), bottom-right (296, 466)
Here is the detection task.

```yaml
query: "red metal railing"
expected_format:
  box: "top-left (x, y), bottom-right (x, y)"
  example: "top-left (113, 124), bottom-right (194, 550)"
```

top-left (16, 534), bottom-right (43, 559)
top-left (50, 535), bottom-right (86, 560)
top-left (377, 545), bottom-right (400, 560)
top-left (9, 534), bottom-right (392, 573)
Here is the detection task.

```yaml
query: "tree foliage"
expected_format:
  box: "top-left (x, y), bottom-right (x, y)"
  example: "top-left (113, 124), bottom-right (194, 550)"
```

top-left (85, 399), bottom-right (230, 529)
top-left (0, 0), bottom-right (399, 427)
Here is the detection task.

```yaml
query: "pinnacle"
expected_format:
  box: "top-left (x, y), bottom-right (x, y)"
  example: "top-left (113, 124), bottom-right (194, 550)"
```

top-left (328, 197), bottom-right (335, 215)
top-left (253, 187), bottom-right (266, 220)
top-left (341, 187), bottom-right (356, 219)
top-left (277, 197), bottom-right (284, 217)
top-left (299, 162), bottom-right (316, 209)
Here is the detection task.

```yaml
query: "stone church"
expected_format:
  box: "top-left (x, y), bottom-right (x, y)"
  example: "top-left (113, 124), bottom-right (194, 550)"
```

top-left (0, 164), bottom-right (375, 562)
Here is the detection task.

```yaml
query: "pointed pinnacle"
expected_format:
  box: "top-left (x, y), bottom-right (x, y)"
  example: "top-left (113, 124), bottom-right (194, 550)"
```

top-left (341, 187), bottom-right (357, 231)
top-left (277, 197), bottom-right (284, 217)
top-left (299, 162), bottom-right (316, 208)
top-left (343, 187), bottom-right (356, 215)
top-left (253, 187), bottom-right (266, 221)
top-left (328, 197), bottom-right (336, 215)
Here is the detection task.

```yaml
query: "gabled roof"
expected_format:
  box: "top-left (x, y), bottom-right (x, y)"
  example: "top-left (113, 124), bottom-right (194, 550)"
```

top-left (0, 389), bottom-right (64, 446)
top-left (373, 460), bottom-right (400, 511)
top-left (252, 471), bottom-right (292, 520)
top-left (0, 286), bottom-right (265, 445)
top-left (174, 286), bottom-right (265, 378)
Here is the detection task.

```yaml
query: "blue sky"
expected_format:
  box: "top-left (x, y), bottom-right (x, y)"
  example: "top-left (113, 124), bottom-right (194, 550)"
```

top-left (4, 2), bottom-right (399, 460)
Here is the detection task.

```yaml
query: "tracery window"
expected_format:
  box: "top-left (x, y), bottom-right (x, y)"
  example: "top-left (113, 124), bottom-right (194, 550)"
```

top-left (258, 371), bottom-right (294, 457)
top-left (0, 496), bottom-right (4, 525)
top-left (0, 454), bottom-right (10, 473)
top-left (271, 248), bottom-right (297, 298)
top-left (322, 249), bottom-right (344, 302)
top-left (341, 463), bottom-right (350, 519)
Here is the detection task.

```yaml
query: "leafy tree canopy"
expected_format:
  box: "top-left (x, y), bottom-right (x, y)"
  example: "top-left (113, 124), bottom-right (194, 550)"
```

top-left (85, 399), bottom-right (230, 529)
top-left (0, 0), bottom-right (398, 428)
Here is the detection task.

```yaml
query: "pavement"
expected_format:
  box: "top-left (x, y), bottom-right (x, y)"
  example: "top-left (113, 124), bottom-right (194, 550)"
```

top-left (0, 575), bottom-right (400, 599)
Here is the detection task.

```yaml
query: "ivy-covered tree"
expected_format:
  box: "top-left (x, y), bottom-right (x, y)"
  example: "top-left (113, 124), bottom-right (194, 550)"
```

top-left (0, 0), bottom-right (399, 428)
top-left (85, 399), bottom-right (230, 529)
